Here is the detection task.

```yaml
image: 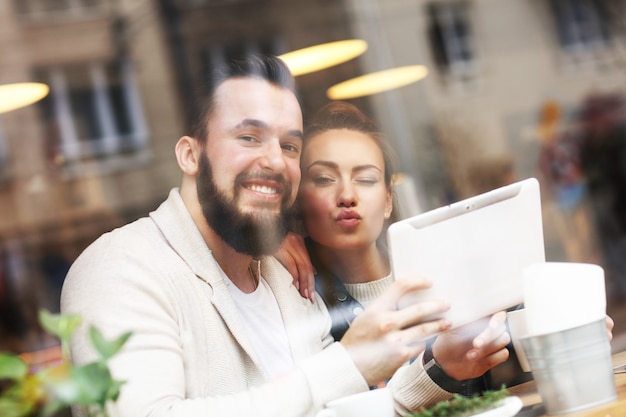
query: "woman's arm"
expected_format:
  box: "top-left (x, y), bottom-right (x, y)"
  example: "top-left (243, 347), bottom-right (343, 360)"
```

top-left (275, 233), bottom-right (316, 301)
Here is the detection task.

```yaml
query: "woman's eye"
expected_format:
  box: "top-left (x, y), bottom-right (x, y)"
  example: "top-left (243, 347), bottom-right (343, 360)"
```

top-left (312, 176), bottom-right (334, 185)
top-left (356, 177), bottom-right (378, 185)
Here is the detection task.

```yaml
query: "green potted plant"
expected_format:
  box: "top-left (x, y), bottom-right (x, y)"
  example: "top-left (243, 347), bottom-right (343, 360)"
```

top-left (0, 310), bottom-right (131, 417)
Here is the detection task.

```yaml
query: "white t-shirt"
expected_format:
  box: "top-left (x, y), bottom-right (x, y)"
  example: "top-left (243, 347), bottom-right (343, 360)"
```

top-left (222, 269), bottom-right (294, 379)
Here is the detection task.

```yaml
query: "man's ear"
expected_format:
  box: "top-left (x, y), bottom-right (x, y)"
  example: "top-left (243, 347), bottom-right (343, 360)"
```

top-left (175, 136), bottom-right (201, 175)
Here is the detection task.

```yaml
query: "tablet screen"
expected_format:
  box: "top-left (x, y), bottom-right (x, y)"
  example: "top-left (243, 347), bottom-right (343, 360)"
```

top-left (387, 178), bottom-right (545, 333)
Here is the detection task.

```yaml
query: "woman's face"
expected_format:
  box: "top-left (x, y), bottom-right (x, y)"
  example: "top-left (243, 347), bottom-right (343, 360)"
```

top-left (299, 128), bottom-right (393, 250)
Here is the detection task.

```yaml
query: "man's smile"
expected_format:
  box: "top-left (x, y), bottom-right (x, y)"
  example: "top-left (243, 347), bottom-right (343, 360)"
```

top-left (247, 183), bottom-right (279, 196)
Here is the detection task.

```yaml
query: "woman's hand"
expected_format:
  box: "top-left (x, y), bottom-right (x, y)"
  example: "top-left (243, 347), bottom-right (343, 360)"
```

top-left (431, 311), bottom-right (511, 381)
top-left (274, 233), bottom-right (315, 301)
top-left (341, 277), bottom-right (452, 386)
top-left (606, 314), bottom-right (615, 341)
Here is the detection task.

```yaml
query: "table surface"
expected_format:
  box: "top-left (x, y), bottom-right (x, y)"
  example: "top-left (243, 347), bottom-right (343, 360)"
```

top-left (509, 350), bottom-right (626, 417)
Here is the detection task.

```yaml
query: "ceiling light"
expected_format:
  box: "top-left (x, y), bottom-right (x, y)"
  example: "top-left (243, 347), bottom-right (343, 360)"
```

top-left (279, 39), bottom-right (368, 76)
top-left (327, 65), bottom-right (428, 100)
top-left (0, 82), bottom-right (49, 114)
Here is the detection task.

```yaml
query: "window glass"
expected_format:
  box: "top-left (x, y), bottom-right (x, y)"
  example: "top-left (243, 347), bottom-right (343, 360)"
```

top-left (34, 61), bottom-right (146, 161)
top-left (65, 65), bottom-right (103, 143)
top-left (427, 1), bottom-right (475, 76)
top-left (13, 0), bottom-right (109, 15)
top-left (105, 62), bottom-right (133, 138)
top-left (548, 0), bottom-right (612, 52)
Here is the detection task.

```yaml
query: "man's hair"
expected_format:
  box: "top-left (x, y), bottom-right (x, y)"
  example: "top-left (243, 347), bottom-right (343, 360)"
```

top-left (191, 54), bottom-right (296, 144)
top-left (304, 101), bottom-right (397, 188)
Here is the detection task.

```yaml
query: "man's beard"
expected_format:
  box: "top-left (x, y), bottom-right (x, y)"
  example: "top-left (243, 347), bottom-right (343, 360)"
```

top-left (196, 153), bottom-right (294, 257)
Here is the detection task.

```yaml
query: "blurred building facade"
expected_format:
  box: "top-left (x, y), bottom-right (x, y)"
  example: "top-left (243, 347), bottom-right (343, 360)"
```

top-left (1, 0), bottom-right (626, 352)
top-left (0, 0), bottom-right (184, 351)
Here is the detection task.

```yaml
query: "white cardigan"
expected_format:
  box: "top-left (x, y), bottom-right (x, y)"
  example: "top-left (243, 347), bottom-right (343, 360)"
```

top-left (61, 188), bottom-right (450, 417)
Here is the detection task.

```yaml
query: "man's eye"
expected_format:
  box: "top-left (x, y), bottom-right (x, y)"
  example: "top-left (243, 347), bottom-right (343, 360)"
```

top-left (282, 143), bottom-right (300, 154)
top-left (240, 135), bottom-right (258, 143)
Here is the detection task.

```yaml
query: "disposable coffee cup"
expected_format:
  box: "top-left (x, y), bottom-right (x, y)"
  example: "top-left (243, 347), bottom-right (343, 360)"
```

top-left (506, 308), bottom-right (532, 372)
top-left (523, 262), bottom-right (606, 336)
top-left (316, 387), bottom-right (393, 417)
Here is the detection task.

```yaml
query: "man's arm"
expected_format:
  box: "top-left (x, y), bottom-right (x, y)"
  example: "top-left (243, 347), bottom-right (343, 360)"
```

top-left (61, 230), bottom-right (367, 417)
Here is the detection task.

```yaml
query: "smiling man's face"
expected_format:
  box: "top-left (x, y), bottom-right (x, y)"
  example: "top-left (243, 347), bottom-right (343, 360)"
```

top-left (196, 77), bottom-right (303, 256)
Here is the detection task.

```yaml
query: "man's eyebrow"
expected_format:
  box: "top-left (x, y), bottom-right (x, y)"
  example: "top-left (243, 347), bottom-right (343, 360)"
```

top-left (289, 129), bottom-right (304, 140)
top-left (234, 119), bottom-right (268, 130)
top-left (233, 119), bottom-right (303, 139)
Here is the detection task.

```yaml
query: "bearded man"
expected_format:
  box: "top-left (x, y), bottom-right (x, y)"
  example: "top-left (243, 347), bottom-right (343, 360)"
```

top-left (61, 55), bottom-right (463, 417)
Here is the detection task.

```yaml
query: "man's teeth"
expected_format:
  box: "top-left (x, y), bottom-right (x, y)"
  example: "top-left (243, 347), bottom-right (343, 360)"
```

top-left (249, 185), bottom-right (277, 195)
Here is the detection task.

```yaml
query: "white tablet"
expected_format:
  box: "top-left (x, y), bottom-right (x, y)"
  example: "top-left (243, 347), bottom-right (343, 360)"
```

top-left (387, 177), bottom-right (545, 333)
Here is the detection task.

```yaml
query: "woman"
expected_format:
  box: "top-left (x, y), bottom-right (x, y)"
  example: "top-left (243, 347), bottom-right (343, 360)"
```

top-left (280, 101), bottom-right (616, 394)
top-left (278, 101), bottom-right (512, 395)
top-left (297, 101), bottom-right (397, 339)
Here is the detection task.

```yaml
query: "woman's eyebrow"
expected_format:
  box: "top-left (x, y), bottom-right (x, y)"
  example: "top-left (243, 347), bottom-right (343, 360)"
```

top-left (305, 161), bottom-right (382, 174)
top-left (352, 164), bottom-right (382, 174)
top-left (305, 160), bottom-right (337, 172)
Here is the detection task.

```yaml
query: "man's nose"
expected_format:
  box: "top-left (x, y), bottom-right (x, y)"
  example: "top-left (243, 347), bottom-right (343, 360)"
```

top-left (260, 140), bottom-right (287, 171)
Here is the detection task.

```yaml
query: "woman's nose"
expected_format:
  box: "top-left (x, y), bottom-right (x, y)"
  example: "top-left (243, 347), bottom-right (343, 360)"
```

top-left (337, 183), bottom-right (357, 207)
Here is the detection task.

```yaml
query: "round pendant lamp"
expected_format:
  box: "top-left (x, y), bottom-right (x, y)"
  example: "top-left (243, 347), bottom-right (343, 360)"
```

top-left (279, 39), bottom-right (368, 76)
top-left (327, 65), bottom-right (428, 100)
top-left (0, 82), bottom-right (49, 114)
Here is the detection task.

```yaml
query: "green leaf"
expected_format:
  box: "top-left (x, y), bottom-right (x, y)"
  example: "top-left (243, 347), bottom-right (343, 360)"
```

top-left (71, 362), bottom-right (114, 405)
top-left (38, 361), bottom-right (111, 408)
top-left (104, 379), bottom-right (126, 402)
top-left (39, 363), bottom-right (77, 405)
top-left (0, 397), bottom-right (34, 417)
top-left (41, 398), bottom-right (67, 417)
top-left (2, 312), bottom-right (131, 416)
top-left (88, 326), bottom-right (132, 361)
top-left (0, 353), bottom-right (28, 380)
top-left (38, 310), bottom-right (81, 342)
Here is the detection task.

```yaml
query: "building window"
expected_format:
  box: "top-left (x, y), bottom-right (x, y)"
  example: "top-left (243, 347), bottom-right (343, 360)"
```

top-left (13, 0), bottom-right (112, 22)
top-left (173, 0), bottom-right (263, 7)
top-left (550, 0), bottom-right (610, 51)
top-left (37, 59), bottom-right (148, 163)
top-left (547, 0), bottom-right (626, 67)
top-left (14, 0), bottom-right (107, 14)
top-left (426, 1), bottom-right (476, 81)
